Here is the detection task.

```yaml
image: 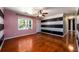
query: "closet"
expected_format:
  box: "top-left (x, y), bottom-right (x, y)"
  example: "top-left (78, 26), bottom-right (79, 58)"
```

top-left (0, 8), bottom-right (4, 49)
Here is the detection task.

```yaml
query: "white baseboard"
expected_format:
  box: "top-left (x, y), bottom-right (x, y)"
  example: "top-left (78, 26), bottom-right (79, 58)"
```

top-left (5, 32), bottom-right (37, 40)
top-left (41, 32), bottom-right (64, 37)
top-left (63, 32), bottom-right (68, 37)
top-left (0, 39), bottom-right (5, 50)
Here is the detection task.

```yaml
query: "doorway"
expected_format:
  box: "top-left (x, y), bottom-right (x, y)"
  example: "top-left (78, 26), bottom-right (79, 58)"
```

top-left (68, 18), bottom-right (75, 31)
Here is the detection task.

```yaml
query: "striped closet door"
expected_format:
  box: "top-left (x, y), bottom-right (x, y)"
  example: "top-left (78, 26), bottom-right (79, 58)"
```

top-left (0, 9), bottom-right (4, 47)
top-left (41, 16), bottom-right (64, 36)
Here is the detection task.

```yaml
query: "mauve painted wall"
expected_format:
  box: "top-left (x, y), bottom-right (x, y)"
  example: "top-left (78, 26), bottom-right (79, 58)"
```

top-left (4, 10), bottom-right (39, 39)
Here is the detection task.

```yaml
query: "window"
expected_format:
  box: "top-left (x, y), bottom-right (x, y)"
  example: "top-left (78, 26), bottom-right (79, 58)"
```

top-left (18, 17), bottom-right (32, 30)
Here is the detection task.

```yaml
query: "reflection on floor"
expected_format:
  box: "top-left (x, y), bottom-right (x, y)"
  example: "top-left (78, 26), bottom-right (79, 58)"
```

top-left (1, 31), bottom-right (78, 52)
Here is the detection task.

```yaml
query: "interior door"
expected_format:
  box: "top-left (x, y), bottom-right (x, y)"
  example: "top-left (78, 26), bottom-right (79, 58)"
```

top-left (68, 19), bottom-right (75, 31)
top-left (72, 18), bottom-right (75, 31)
top-left (68, 19), bottom-right (71, 31)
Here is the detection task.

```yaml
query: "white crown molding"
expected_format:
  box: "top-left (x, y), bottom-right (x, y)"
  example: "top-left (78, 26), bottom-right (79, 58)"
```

top-left (43, 13), bottom-right (63, 20)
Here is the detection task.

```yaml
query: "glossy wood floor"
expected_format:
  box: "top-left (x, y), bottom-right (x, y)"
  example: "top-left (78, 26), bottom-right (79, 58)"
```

top-left (1, 31), bottom-right (78, 52)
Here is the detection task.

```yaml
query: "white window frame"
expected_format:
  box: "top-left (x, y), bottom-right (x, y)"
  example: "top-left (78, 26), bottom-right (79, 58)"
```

top-left (18, 17), bottom-right (33, 30)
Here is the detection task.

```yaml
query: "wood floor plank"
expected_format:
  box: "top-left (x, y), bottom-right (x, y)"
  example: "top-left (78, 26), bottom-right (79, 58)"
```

top-left (1, 32), bottom-right (78, 52)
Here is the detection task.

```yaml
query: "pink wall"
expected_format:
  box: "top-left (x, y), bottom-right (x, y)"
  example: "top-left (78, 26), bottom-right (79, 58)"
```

top-left (4, 9), bottom-right (39, 39)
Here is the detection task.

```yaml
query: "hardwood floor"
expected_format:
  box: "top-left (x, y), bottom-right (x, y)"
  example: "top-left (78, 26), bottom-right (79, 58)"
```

top-left (1, 32), bottom-right (78, 52)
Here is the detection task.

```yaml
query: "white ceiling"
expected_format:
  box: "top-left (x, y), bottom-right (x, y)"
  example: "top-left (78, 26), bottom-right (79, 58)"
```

top-left (43, 7), bottom-right (77, 16)
top-left (4, 7), bottom-right (44, 16)
top-left (4, 7), bottom-right (77, 17)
